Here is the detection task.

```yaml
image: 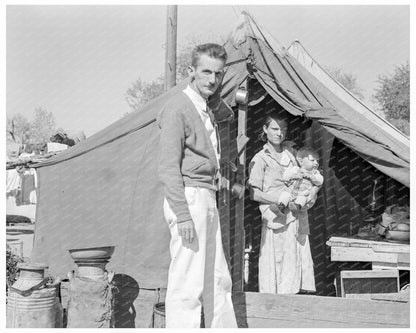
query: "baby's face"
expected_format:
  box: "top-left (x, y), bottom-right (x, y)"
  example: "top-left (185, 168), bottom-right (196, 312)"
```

top-left (300, 154), bottom-right (319, 171)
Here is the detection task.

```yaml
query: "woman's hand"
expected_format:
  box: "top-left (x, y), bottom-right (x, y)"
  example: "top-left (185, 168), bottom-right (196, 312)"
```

top-left (294, 169), bottom-right (303, 179)
top-left (270, 203), bottom-right (286, 216)
top-left (303, 193), bottom-right (318, 210)
top-left (278, 191), bottom-right (292, 206)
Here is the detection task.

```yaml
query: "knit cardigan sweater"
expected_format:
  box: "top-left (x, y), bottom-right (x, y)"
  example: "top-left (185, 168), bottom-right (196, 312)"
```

top-left (157, 91), bottom-right (219, 223)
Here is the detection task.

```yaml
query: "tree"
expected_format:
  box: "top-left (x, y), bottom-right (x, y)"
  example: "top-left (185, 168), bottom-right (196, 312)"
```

top-left (176, 43), bottom-right (194, 81)
top-left (373, 62), bottom-right (409, 124)
top-left (125, 78), bottom-right (165, 113)
top-left (7, 108), bottom-right (58, 147)
top-left (125, 35), bottom-right (226, 115)
top-left (30, 107), bottom-right (56, 144)
top-left (7, 113), bottom-right (31, 144)
top-left (325, 66), bottom-right (365, 100)
top-left (124, 44), bottom-right (193, 114)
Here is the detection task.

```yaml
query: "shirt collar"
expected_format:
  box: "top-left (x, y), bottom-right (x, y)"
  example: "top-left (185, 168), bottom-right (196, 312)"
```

top-left (263, 142), bottom-right (292, 166)
top-left (264, 142), bottom-right (282, 155)
top-left (183, 84), bottom-right (207, 112)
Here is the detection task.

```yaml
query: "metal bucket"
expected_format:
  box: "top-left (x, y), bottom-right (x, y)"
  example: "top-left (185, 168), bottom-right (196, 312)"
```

top-left (151, 302), bottom-right (205, 328)
top-left (151, 302), bottom-right (166, 328)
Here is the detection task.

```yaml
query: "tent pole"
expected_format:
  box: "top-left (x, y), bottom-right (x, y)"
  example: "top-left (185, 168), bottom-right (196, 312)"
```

top-left (232, 84), bottom-right (249, 292)
top-left (164, 5), bottom-right (177, 91)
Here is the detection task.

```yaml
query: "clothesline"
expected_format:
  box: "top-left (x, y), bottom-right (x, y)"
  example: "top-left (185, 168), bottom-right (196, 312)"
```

top-left (6, 153), bottom-right (57, 170)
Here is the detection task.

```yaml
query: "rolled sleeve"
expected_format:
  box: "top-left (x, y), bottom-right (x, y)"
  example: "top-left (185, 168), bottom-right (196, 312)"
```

top-left (248, 155), bottom-right (266, 190)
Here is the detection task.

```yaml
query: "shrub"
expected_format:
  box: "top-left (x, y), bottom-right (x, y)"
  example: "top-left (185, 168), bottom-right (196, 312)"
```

top-left (6, 247), bottom-right (24, 289)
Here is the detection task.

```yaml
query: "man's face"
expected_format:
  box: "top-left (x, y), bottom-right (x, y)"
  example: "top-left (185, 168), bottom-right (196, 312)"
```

top-left (298, 154), bottom-right (319, 171)
top-left (188, 54), bottom-right (225, 99)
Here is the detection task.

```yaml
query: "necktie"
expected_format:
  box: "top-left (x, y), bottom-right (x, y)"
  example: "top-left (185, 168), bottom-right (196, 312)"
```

top-left (204, 107), bottom-right (221, 189)
top-left (203, 106), bottom-right (221, 177)
top-left (205, 105), bottom-right (215, 126)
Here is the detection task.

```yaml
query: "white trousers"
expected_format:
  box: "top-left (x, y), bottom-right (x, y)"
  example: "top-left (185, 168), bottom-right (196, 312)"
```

top-left (163, 187), bottom-right (237, 328)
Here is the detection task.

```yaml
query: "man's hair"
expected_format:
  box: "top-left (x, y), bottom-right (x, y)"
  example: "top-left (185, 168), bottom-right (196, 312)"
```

top-left (191, 43), bottom-right (227, 67)
top-left (296, 146), bottom-right (319, 160)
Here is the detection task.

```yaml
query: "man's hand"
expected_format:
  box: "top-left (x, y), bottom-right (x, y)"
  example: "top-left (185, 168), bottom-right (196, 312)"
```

top-left (177, 219), bottom-right (195, 243)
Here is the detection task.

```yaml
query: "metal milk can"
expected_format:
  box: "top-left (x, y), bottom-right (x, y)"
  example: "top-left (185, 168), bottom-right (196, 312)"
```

top-left (6, 263), bottom-right (63, 328)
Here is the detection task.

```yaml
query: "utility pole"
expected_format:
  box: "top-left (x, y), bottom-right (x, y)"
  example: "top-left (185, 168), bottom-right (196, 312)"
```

top-left (164, 5), bottom-right (177, 91)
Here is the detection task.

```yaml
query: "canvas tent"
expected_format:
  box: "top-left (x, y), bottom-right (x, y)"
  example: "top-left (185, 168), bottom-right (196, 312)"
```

top-left (31, 12), bottom-right (409, 294)
top-left (286, 40), bottom-right (410, 178)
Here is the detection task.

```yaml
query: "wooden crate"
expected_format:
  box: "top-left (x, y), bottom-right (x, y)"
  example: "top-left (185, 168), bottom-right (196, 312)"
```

top-left (339, 270), bottom-right (400, 299)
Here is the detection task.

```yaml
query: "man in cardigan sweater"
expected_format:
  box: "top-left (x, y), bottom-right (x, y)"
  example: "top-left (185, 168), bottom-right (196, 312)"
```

top-left (157, 44), bottom-right (237, 328)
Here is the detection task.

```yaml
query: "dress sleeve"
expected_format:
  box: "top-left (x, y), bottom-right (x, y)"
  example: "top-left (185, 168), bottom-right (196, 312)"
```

top-left (248, 154), bottom-right (266, 190)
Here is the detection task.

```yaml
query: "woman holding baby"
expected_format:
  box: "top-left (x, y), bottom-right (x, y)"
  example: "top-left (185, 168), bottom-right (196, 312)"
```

top-left (248, 111), bottom-right (321, 294)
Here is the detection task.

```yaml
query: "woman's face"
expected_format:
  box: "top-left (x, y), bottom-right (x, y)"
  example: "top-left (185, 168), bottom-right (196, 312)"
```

top-left (263, 119), bottom-right (287, 146)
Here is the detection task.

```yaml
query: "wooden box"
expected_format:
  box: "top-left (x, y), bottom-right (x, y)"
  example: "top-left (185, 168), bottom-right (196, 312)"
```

top-left (338, 270), bottom-right (400, 299)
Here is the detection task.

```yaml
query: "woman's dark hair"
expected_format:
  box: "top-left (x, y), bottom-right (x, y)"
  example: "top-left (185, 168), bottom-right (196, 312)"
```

top-left (259, 111), bottom-right (288, 142)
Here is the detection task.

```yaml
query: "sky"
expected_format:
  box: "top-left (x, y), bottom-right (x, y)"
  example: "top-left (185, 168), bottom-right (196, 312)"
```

top-left (5, 4), bottom-right (411, 137)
